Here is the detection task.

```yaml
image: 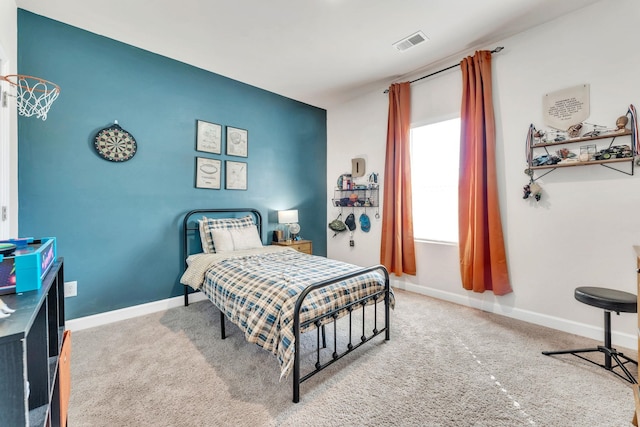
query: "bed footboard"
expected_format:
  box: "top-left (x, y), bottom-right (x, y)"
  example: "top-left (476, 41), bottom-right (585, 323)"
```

top-left (292, 265), bottom-right (391, 403)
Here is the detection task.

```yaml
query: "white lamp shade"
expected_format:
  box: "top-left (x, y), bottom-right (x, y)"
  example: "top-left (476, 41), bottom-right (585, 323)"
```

top-left (278, 209), bottom-right (299, 224)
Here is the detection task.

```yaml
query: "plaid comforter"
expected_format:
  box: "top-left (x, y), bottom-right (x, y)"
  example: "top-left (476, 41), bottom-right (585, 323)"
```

top-left (180, 246), bottom-right (392, 379)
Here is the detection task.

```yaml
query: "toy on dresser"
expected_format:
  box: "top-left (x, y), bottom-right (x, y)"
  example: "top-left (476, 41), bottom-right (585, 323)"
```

top-left (0, 239), bottom-right (16, 317)
top-left (0, 297), bottom-right (15, 319)
top-left (0, 237), bottom-right (57, 295)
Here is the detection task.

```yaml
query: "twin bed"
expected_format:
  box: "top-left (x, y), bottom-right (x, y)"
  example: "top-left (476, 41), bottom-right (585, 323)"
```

top-left (179, 208), bottom-right (393, 402)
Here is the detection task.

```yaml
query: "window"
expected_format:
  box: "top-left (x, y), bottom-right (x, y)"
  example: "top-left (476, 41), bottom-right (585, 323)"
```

top-left (410, 117), bottom-right (460, 243)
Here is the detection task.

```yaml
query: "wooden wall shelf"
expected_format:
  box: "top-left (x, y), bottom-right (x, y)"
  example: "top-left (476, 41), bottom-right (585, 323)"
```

top-left (527, 129), bottom-right (634, 177)
top-left (530, 157), bottom-right (633, 170)
top-left (531, 130), bottom-right (631, 148)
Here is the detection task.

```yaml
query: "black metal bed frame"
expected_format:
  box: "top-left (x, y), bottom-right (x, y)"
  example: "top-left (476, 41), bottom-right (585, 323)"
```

top-left (181, 208), bottom-right (391, 403)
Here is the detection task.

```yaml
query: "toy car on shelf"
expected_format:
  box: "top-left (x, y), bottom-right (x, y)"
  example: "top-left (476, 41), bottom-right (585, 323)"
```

top-left (532, 154), bottom-right (561, 166)
top-left (593, 145), bottom-right (632, 161)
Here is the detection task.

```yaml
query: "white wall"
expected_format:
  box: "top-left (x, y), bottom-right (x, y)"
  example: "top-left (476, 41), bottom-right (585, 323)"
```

top-left (0, 0), bottom-right (18, 238)
top-left (327, 0), bottom-right (640, 349)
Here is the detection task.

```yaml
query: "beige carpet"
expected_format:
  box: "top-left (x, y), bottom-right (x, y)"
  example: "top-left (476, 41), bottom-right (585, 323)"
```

top-left (68, 289), bottom-right (637, 426)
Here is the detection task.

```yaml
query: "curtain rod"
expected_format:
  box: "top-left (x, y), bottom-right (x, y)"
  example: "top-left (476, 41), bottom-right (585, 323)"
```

top-left (383, 46), bottom-right (504, 94)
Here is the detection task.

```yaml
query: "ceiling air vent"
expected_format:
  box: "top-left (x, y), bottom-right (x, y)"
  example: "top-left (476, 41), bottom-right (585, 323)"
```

top-left (393, 31), bottom-right (429, 52)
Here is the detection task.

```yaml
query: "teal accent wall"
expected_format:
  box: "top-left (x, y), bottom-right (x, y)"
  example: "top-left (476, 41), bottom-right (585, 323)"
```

top-left (17, 10), bottom-right (327, 319)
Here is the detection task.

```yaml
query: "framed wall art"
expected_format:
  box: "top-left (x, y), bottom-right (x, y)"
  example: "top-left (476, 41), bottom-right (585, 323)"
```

top-left (225, 160), bottom-right (247, 190)
top-left (195, 157), bottom-right (222, 189)
top-left (196, 120), bottom-right (222, 154)
top-left (226, 126), bottom-right (248, 157)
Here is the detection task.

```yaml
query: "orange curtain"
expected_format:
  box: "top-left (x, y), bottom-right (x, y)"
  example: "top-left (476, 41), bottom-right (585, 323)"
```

top-left (380, 82), bottom-right (416, 276)
top-left (458, 51), bottom-right (511, 295)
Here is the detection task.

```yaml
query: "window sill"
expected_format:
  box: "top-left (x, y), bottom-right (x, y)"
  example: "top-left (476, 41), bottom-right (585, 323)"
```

top-left (414, 238), bottom-right (458, 246)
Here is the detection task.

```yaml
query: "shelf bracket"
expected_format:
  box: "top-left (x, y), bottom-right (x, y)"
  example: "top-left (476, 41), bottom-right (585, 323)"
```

top-left (601, 161), bottom-right (634, 176)
top-left (531, 168), bottom-right (557, 181)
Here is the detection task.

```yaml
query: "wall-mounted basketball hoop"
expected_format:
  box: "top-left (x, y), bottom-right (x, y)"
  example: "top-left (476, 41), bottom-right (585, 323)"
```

top-left (0, 74), bottom-right (60, 121)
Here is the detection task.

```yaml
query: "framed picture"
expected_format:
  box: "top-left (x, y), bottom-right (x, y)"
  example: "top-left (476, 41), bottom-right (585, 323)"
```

top-left (196, 120), bottom-right (222, 154)
top-left (195, 157), bottom-right (221, 189)
top-left (225, 160), bottom-right (247, 190)
top-left (226, 126), bottom-right (248, 157)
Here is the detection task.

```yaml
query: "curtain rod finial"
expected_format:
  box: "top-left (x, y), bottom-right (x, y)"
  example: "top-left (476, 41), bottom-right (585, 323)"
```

top-left (493, 46), bottom-right (504, 53)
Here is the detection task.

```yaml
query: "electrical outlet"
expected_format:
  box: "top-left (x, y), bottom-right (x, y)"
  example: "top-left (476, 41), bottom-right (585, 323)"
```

top-left (349, 239), bottom-right (354, 247)
top-left (64, 281), bottom-right (77, 298)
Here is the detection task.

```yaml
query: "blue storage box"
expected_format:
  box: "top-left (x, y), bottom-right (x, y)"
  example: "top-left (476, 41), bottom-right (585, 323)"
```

top-left (0, 237), bottom-right (57, 293)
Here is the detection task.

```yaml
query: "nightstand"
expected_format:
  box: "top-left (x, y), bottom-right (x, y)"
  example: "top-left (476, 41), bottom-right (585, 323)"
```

top-left (272, 239), bottom-right (313, 254)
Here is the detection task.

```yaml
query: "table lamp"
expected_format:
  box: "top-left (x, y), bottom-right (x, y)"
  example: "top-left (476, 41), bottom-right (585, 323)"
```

top-left (278, 209), bottom-right (299, 243)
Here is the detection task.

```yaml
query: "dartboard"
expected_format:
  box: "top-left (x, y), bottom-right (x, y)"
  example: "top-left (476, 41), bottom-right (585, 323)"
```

top-left (94, 124), bottom-right (137, 162)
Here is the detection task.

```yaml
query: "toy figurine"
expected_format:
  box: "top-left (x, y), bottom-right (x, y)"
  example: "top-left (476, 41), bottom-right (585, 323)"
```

top-left (523, 182), bottom-right (542, 202)
top-left (616, 115), bottom-right (629, 132)
top-left (0, 297), bottom-right (14, 319)
top-left (529, 182), bottom-right (542, 201)
top-left (567, 123), bottom-right (583, 138)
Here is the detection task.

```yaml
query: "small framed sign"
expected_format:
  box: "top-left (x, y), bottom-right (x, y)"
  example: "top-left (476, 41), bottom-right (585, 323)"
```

top-left (196, 120), bottom-right (222, 154)
top-left (225, 160), bottom-right (247, 190)
top-left (195, 157), bottom-right (221, 189)
top-left (226, 126), bottom-right (248, 157)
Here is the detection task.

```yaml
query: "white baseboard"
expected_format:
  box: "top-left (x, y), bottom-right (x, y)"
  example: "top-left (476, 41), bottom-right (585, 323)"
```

top-left (67, 282), bottom-right (637, 351)
top-left (65, 291), bottom-right (208, 331)
top-left (392, 280), bottom-right (637, 351)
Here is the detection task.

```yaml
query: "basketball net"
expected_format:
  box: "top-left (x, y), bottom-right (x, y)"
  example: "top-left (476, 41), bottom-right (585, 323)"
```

top-left (1, 74), bottom-right (60, 121)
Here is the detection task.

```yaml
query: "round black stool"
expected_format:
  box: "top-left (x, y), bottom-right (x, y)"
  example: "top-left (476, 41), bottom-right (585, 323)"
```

top-left (542, 286), bottom-right (638, 383)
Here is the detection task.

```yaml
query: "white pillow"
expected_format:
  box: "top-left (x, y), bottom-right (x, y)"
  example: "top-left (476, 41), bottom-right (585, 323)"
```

top-left (210, 226), bottom-right (263, 253)
top-left (199, 215), bottom-right (255, 253)
top-left (198, 217), bottom-right (213, 253)
top-left (231, 226), bottom-right (263, 250)
top-left (209, 229), bottom-right (235, 253)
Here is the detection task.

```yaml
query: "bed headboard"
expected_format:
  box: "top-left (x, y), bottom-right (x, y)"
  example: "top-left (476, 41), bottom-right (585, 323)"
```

top-left (182, 208), bottom-right (263, 266)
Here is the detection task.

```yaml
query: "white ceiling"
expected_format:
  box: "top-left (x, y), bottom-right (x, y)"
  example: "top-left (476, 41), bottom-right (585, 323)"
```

top-left (16, 0), bottom-right (601, 109)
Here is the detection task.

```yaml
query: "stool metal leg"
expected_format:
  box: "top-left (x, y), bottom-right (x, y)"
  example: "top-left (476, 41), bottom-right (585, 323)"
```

top-left (542, 310), bottom-right (638, 384)
top-left (603, 310), bottom-right (611, 370)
